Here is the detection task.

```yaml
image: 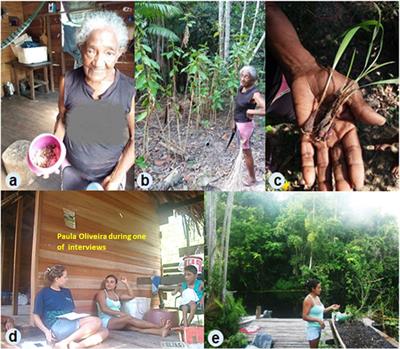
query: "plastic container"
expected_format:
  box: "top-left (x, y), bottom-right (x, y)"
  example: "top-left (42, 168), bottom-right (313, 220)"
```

top-left (182, 326), bottom-right (204, 344)
top-left (143, 309), bottom-right (179, 328)
top-left (86, 182), bottom-right (104, 191)
top-left (17, 46), bottom-right (48, 64)
top-left (183, 255), bottom-right (203, 274)
top-left (27, 133), bottom-right (66, 176)
top-left (122, 297), bottom-right (151, 320)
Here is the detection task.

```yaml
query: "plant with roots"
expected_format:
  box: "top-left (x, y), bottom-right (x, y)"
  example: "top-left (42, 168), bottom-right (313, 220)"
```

top-left (302, 5), bottom-right (398, 142)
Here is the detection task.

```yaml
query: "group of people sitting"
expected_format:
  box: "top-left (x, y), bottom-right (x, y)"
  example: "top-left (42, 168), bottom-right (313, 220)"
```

top-left (2, 264), bottom-right (203, 348)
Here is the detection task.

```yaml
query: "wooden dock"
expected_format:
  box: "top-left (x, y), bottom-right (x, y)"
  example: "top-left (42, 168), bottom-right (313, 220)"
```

top-left (242, 318), bottom-right (334, 348)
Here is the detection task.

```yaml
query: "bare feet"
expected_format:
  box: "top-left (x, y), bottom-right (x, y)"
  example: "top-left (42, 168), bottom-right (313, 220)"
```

top-left (243, 177), bottom-right (256, 186)
top-left (54, 341), bottom-right (69, 349)
top-left (160, 319), bottom-right (171, 328)
top-left (161, 324), bottom-right (171, 338)
top-left (68, 341), bottom-right (80, 349)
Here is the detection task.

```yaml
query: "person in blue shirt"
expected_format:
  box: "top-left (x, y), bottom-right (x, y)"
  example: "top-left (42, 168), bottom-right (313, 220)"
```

top-left (172, 265), bottom-right (204, 327)
top-left (33, 265), bottom-right (108, 348)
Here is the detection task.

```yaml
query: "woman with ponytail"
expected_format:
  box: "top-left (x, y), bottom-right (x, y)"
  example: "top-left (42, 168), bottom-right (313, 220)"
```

top-left (302, 279), bottom-right (340, 348)
top-left (33, 265), bottom-right (108, 348)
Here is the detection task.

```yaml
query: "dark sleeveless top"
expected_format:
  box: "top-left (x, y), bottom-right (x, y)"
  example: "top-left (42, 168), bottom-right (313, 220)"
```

top-left (234, 85), bottom-right (259, 123)
top-left (63, 67), bottom-right (135, 181)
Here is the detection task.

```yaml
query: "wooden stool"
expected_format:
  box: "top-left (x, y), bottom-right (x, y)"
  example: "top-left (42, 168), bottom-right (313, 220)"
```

top-left (11, 60), bottom-right (54, 100)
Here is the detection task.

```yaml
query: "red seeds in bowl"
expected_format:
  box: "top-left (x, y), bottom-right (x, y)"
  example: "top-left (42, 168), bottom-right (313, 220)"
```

top-left (33, 144), bottom-right (58, 168)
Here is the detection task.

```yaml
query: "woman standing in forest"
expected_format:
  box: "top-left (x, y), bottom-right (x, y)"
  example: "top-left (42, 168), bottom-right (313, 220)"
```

top-left (302, 279), bottom-right (340, 348)
top-left (234, 66), bottom-right (265, 186)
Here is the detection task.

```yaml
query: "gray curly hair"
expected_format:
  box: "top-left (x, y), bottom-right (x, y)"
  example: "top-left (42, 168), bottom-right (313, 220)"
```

top-left (76, 11), bottom-right (128, 50)
top-left (240, 65), bottom-right (257, 81)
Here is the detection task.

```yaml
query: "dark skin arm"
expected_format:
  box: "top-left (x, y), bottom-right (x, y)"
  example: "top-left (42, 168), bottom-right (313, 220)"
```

top-left (267, 3), bottom-right (386, 190)
top-left (246, 92), bottom-right (266, 118)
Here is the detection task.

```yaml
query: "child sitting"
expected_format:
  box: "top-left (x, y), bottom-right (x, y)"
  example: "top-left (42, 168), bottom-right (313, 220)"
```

top-left (172, 265), bottom-right (204, 327)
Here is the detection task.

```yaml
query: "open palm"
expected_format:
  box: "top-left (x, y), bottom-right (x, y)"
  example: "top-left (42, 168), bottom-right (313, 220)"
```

top-left (290, 66), bottom-right (386, 190)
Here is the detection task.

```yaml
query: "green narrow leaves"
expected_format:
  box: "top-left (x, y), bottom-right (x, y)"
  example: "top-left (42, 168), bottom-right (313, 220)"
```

top-left (360, 78), bottom-right (399, 89)
top-left (332, 26), bottom-right (361, 71)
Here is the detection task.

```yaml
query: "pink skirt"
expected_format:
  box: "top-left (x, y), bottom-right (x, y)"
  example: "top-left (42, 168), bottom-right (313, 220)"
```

top-left (236, 120), bottom-right (255, 150)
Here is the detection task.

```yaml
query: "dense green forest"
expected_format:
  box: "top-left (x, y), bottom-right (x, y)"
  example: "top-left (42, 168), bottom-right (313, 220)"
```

top-left (206, 192), bottom-right (399, 346)
top-left (134, 2), bottom-right (265, 189)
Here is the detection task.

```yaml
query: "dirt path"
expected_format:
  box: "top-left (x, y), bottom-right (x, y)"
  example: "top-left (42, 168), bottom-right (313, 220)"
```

top-left (135, 110), bottom-right (265, 191)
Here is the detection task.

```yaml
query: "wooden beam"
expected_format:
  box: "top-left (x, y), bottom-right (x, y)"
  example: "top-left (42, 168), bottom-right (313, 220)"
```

top-left (30, 192), bottom-right (41, 326)
top-left (12, 197), bottom-right (23, 315)
top-left (45, 14), bottom-right (55, 92)
top-left (1, 193), bottom-right (21, 208)
top-left (179, 244), bottom-right (204, 257)
top-left (157, 196), bottom-right (203, 212)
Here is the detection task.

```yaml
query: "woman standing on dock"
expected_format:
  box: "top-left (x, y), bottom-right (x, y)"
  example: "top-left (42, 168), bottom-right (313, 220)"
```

top-left (302, 279), bottom-right (340, 348)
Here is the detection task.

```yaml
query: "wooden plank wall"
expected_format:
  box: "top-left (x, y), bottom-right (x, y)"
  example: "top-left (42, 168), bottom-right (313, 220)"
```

top-left (33, 192), bottom-right (160, 314)
top-left (1, 2), bottom-right (24, 96)
top-left (1, 193), bottom-right (34, 302)
top-left (20, 195), bottom-right (35, 296)
top-left (21, 1), bottom-right (134, 89)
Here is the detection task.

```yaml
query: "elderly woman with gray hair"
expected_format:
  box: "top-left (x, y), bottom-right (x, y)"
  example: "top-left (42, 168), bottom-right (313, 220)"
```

top-left (234, 65), bottom-right (265, 186)
top-left (53, 11), bottom-right (135, 190)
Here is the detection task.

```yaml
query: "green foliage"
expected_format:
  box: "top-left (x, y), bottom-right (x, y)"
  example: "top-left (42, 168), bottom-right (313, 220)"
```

top-left (344, 304), bottom-right (361, 320)
top-left (135, 2), bottom-right (183, 20)
top-left (224, 332), bottom-right (248, 349)
top-left (215, 193), bottom-right (398, 322)
top-left (205, 293), bottom-right (247, 346)
top-left (332, 4), bottom-right (399, 89)
top-left (135, 1), bottom-right (265, 132)
top-left (135, 155), bottom-right (149, 170)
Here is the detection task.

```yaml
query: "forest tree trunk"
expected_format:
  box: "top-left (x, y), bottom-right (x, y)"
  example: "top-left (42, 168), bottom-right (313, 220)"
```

top-left (240, 0), bottom-right (247, 35)
top-left (222, 192), bottom-right (234, 302)
top-left (250, 32), bottom-right (265, 63)
top-left (223, 0), bottom-right (231, 61)
top-left (206, 192), bottom-right (217, 292)
top-left (248, 0), bottom-right (260, 47)
top-left (218, 0), bottom-right (224, 57)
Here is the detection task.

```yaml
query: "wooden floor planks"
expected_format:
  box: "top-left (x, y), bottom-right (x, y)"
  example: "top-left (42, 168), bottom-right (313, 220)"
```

top-left (244, 318), bottom-right (334, 348)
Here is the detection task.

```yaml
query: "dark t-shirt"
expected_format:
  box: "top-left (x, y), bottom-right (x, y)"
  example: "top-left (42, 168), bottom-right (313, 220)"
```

top-left (33, 287), bottom-right (75, 329)
top-left (234, 85), bottom-right (259, 123)
top-left (63, 67), bottom-right (135, 181)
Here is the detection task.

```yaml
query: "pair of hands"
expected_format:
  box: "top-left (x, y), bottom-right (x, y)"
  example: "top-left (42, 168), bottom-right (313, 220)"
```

top-left (291, 65), bottom-right (386, 191)
top-left (318, 304), bottom-right (340, 329)
top-left (101, 175), bottom-right (120, 190)
top-left (44, 328), bottom-right (56, 343)
top-left (40, 167), bottom-right (119, 190)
